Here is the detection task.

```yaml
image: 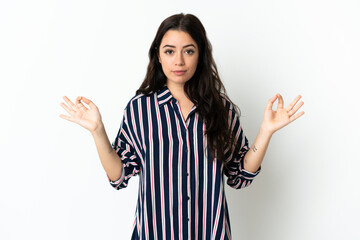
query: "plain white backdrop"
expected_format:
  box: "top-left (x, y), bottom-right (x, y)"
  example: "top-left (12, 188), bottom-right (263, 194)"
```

top-left (1, 0), bottom-right (359, 239)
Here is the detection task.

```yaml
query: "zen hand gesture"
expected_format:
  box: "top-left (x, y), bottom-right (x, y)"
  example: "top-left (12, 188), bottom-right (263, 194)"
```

top-left (261, 94), bottom-right (304, 135)
top-left (60, 96), bottom-right (102, 132)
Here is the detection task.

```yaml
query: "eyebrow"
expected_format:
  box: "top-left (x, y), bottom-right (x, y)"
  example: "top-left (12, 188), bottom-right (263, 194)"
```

top-left (162, 44), bottom-right (196, 49)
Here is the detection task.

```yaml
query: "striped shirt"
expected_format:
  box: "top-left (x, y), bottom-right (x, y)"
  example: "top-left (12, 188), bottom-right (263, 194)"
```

top-left (109, 85), bottom-right (260, 240)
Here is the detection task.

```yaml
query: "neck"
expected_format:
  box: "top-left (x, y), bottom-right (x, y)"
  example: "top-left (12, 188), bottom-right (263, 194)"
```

top-left (166, 82), bottom-right (189, 103)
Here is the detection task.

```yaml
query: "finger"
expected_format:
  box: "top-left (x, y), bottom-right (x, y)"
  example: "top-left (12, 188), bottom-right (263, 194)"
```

top-left (63, 96), bottom-right (76, 110)
top-left (289, 101), bottom-right (304, 117)
top-left (60, 102), bottom-right (75, 115)
top-left (75, 96), bottom-right (88, 110)
top-left (277, 94), bottom-right (284, 109)
top-left (59, 114), bottom-right (74, 122)
top-left (265, 94), bottom-right (278, 110)
top-left (285, 95), bottom-right (302, 112)
top-left (81, 97), bottom-right (97, 110)
top-left (290, 111), bottom-right (305, 122)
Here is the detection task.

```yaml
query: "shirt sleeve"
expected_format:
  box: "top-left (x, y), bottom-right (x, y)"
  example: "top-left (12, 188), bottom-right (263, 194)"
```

top-left (108, 112), bottom-right (141, 190)
top-left (223, 104), bottom-right (261, 189)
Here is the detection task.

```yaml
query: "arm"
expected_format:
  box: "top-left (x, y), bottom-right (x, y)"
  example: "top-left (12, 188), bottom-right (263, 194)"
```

top-left (91, 123), bottom-right (123, 181)
top-left (60, 96), bottom-right (123, 181)
top-left (243, 94), bottom-right (304, 173)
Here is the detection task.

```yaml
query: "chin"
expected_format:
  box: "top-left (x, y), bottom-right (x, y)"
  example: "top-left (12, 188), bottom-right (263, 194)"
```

top-left (167, 78), bottom-right (191, 86)
top-left (166, 76), bottom-right (192, 85)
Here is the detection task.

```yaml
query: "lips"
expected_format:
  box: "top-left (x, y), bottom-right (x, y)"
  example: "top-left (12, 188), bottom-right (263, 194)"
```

top-left (172, 70), bottom-right (186, 76)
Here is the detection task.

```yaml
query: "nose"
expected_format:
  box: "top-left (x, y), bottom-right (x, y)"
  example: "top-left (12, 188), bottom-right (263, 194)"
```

top-left (175, 52), bottom-right (185, 66)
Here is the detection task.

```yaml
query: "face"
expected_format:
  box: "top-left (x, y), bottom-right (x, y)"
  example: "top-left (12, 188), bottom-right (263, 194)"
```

top-left (158, 30), bottom-right (199, 88)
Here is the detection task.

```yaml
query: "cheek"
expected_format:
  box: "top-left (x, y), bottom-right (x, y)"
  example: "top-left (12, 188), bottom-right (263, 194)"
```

top-left (159, 56), bottom-right (170, 68)
top-left (191, 57), bottom-right (199, 70)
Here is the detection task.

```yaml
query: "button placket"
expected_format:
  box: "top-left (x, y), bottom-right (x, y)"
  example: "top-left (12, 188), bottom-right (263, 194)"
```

top-left (179, 115), bottom-right (191, 225)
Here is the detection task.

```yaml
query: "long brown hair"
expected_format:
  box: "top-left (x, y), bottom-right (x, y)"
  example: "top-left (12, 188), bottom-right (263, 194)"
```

top-left (136, 13), bottom-right (240, 163)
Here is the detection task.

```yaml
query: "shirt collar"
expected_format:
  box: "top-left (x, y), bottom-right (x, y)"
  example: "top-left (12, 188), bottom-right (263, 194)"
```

top-left (157, 85), bottom-right (174, 107)
top-left (156, 85), bottom-right (198, 113)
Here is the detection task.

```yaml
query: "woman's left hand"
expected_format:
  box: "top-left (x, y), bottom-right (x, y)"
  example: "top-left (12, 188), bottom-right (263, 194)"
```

top-left (260, 94), bottom-right (305, 135)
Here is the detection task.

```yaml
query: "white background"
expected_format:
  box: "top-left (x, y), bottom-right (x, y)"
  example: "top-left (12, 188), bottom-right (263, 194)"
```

top-left (1, 0), bottom-right (359, 239)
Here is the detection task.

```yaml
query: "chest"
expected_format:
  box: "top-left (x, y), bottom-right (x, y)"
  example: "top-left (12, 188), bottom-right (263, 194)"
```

top-left (137, 100), bottom-right (203, 154)
top-left (130, 98), bottom-right (224, 182)
top-left (178, 100), bottom-right (194, 121)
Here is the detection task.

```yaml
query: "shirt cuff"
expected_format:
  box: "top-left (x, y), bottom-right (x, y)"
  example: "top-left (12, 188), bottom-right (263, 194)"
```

top-left (107, 165), bottom-right (125, 185)
top-left (240, 159), bottom-right (261, 179)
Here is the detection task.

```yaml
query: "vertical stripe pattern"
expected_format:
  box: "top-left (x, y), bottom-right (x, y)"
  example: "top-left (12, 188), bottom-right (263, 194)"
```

top-left (110, 86), bottom-right (260, 239)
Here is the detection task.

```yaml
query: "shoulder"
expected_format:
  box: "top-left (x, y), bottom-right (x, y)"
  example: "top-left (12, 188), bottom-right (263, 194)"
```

top-left (124, 91), bottom-right (158, 111)
top-left (126, 93), bottom-right (146, 107)
top-left (220, 93), bottom-right (238, 114)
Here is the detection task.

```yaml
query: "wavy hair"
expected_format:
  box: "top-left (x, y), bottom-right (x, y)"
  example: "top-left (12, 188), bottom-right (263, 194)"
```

top-left (136, 13), bottom-right (240, 164)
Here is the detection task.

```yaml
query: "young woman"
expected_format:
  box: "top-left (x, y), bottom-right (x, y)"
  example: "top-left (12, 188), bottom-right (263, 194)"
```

top-left (60, 13), bottom-right (304, 240)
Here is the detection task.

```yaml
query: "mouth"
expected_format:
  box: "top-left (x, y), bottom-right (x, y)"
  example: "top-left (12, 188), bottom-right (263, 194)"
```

top-left (172, 70), bottom-right (187, 76)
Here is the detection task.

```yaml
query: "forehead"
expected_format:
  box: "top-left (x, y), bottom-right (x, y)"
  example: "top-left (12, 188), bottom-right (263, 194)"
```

top-left (160, 30), bottom-right (197, 47)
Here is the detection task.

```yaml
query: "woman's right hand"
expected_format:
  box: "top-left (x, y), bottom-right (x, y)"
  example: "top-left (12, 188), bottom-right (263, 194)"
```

top-left (60, 96), bottom-right (103, 132)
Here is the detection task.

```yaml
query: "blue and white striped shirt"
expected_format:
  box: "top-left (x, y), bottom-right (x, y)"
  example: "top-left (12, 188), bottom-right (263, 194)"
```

top-left (109, 85), bottom-right (260, 240)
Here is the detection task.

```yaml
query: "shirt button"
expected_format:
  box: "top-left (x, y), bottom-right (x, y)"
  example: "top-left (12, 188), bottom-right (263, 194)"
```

top-left (187, 196), bottom-right (190, 200)
top-left (187, 173), bottom-right (189, 176)
top-left (187, 218), bottom-right (189, 221)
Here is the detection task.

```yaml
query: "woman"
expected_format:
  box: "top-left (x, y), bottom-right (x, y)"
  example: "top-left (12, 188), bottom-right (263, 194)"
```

top-left (60, 13), bottom-right (304, 240)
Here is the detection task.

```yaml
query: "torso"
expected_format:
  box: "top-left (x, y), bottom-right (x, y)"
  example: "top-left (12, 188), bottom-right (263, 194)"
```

top-left (179, 99), bottom-right (195, 120)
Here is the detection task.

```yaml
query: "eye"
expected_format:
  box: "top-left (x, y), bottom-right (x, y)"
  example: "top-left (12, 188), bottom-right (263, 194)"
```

top-left (164, 49), bottom-right (174, 55)
top-left (185, 49), bottom-right (195, 55)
